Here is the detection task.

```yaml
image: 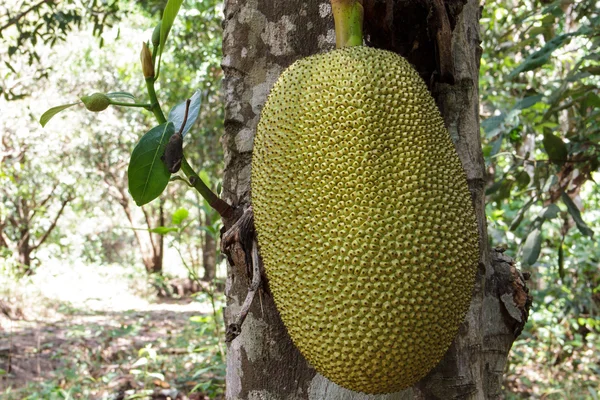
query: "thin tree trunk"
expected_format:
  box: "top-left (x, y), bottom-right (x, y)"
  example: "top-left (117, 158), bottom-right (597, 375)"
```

top-left (221, 1), bottom-right (529, 399)
top-left (120, 202), bottom-right (163, 275)
top-left (202, 211), bottom-right (217, 282)
top-left (17, 228), bottom-right (31, 273)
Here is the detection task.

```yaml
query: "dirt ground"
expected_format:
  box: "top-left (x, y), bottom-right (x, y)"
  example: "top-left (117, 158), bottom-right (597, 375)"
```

top-left (0, 262), bottom-right (224, 399)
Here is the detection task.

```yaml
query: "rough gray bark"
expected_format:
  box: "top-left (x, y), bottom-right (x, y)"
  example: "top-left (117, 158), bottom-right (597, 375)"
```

top-left (221, 1), bottom-right (530, 399)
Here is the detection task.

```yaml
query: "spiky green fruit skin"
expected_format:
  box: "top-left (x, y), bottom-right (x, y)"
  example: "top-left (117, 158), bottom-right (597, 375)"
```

top-left (251, 46), bottom-right (479, 394)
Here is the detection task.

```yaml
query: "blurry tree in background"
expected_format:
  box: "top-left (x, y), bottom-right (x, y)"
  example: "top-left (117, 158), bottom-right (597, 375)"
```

top-left (0, 0), bottom-right (121, 100)
top-left (0, 0), bottom-right (225, 283)
top-left (87, 129), bottom-right (167, 274)
top-left (0, 133), bottom-right (75, 274)
top-left (481, 0), bottom-right (600, 396)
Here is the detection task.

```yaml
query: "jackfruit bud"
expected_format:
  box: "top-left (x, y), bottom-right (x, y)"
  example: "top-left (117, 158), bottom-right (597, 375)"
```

top-left (140, 42), bottom-right (154, 78)
top-left (80, 93), bottom-right (110, 112)
top-left (152, 22), bottom-right (161, 48)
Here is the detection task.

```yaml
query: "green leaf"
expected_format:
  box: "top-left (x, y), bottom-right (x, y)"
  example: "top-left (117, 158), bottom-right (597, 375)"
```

top-left (558, 241), bottom-right (565, 280)
top-left (541, 203), bottom-right (561, 220)
top-left (583, 93), bottom-right (600, 109)
top-left (482, 95), bottom-right (542, 138)
top-left (168, 90), bottom-right (202, 136)
top-left (482, 114), bottom-right (505, 138)
top-left (561, 193), bottom-right (594, 238)
top-left (522, 228), bottom-right (542, 266)
top-left (515, 170), bottom-right (531, 189)
top-left (159, 0), bottom-right (184, 58)
top-left (508, 34), bottom-right (571, 79)
top-left (588, 384), bottom-right (599, 400)
top-left (106, 91), bottom-right (136, 101)
top-left (128, 122), bottom-right (175, 206)
top-left (509, 199), bottom-right (535, 231)
top-left (496, 178), bottom-right (514, 202)
top-left (542, 129), bottom-right (568, 164)
top-left (39, 103), bottom-right (79, 127)
top-left (172, 208), bottom-right (189, 225)
top-left (150, 226), bottom-right (178, 235)
top-left (514, 94), bottom-right (544, 110)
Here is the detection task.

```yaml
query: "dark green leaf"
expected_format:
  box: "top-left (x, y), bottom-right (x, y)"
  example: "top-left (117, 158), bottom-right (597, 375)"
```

top-left (514, 94), bottom-right (544, 110)
top-left (39, 102), bottom-right (79, 127)
top-left (482, 114), bottom-right (505, 138)
top-left (583, 65), bottom-right (600, 75)
top-left (583, 93), bottom-right (600, 109)
top-left (510, 198), bottom-right (535, 231)
top-left (508, 34), bottom-right (571, 79)
top-left (128, 122), bottom-right (175, 206)
top-left (541, 203), bottom-right (561, 220)
top-left (558, 241), bottom-right (565, 280)
top-left (490, 135), bottom-right (504, 157)
top-left (561, 193), bottom-right (594, 237)
top-left (515, 170), bottom-right (531, 188)
top-left (485, 180), bottom-right (502, 196)
top-left (4, 61), bottom-right (16, 74)
top-left (522, 228), bottom-right (542, 266)
top-left (542, 129), bottom-right (568, 164)
top-left (159, 0), bottom-right (184, 58)
top-left (167, 90), bottom-right (202, 136)
top-left (482, 95), bottom-right (542, 138)
top-left (496, 179), bottom-right (514, 202)
top-left (172, 208), bottom-right (189, 225)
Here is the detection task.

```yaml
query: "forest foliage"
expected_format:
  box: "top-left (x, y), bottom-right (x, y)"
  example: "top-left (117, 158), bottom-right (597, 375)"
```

top-left (0, 0), bottom-right (599, 398)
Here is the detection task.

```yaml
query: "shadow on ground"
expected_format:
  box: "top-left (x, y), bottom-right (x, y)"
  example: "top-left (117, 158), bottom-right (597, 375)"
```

top-left (0, 297), bottom-right (224, 400)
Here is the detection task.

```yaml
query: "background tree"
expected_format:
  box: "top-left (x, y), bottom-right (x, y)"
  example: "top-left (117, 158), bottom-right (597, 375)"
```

top-left (480, 0), bottom-right (600, 394)
top-left (0, 105), bottom-right (79, 275)
top-left (89, 134), bottom-right (166, 275)
top-left (0, 0), bottom-right (121, 100)
top-left (0, 134), bottom-right (74, 274)
top-left (221, 0), bottom-right (530, 398)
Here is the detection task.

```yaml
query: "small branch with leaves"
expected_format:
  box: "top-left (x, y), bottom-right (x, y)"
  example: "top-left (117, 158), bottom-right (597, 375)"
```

top-left (39, 0), bottom-right (233, 219)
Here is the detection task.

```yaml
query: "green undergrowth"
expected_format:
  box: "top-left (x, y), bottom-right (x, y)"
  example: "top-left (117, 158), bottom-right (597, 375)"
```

top-left (0, 262), bottom-right (226, 400)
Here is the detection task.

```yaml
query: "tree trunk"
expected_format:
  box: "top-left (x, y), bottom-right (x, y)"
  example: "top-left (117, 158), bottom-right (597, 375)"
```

top-left (202, 211), bottom-right (217, 282)
top-left (221, 1), bottom-right (530, 399)
top-left (120, 201), bottom-right (163, 275)
top-left (17, 228), bottom-right (32, 273)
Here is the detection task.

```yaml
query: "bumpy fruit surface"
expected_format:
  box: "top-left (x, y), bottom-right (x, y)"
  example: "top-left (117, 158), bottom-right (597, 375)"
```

top-left (251, 46), bottom-right (479, 394)
top-left (81, 93), bottom-right (110, 112)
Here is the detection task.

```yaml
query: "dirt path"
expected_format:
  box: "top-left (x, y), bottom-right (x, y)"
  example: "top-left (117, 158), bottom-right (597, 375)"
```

top-left (0, 263), bottom-right (225, 399)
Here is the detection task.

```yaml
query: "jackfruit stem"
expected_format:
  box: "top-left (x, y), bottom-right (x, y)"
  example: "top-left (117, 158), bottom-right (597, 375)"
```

top-left (331, 0), bottom-right (364, 48)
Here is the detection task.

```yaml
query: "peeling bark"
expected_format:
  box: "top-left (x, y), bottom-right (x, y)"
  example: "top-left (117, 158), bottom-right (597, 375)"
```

top-left (221, 1), bottom-right (530, 399)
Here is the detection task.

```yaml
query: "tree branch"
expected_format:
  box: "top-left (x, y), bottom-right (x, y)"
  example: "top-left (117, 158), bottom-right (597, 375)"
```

top-left (141, 205), bottom-right (158, 253)
top-left (31, 195), bottom-right (72, 250)
top-left (29, 183), bottom-right (58, 222)
top-left (0, 0), bottom-right (53, 34)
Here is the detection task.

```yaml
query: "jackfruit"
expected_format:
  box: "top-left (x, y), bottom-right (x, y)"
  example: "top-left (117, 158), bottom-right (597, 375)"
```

top-left (251, 46), bottom-right (479, 394)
